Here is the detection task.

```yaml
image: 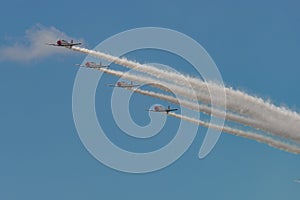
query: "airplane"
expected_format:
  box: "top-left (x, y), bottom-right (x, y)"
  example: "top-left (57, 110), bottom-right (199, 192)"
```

top-left (75, 61), bottom-right (109, 69)
top-left (106, 81), bottom-right (140, 88)
top-left (146, 105), bottom-right (178, 114)
top-left (46, 39), bottom-right (82, 48)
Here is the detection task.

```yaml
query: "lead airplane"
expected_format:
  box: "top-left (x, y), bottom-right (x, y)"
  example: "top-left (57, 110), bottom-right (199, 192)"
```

top-left (47, 39), bottom-right (82, 48)
top-left (146, 105), bottom-right (178, 114)
top-left (106, 81), bottom-right (140, 88)
top-left (75, 61), bottom-right (109, 69)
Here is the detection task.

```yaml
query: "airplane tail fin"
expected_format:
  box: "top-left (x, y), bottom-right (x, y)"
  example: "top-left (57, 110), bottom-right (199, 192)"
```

top-left (71, 40), bottom-right (73, 44)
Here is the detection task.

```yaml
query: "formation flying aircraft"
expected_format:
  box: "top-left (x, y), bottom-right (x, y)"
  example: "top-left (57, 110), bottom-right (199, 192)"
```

top-left (75, 61), bottom-right (109, 69)
top-left (146, 105), bottom-right (178, 114)
top-left (106, 81), bottom-right (140, 88)
top-left (47, 39), bottom-right (82, 48)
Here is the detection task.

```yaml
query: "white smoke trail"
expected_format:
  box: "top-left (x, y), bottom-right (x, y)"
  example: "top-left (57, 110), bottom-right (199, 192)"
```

top-left (133, 82), bottom-right (300, 154)
top-left (71, 46), bottom-right (300, 140)
top-left (96, 67), bottom-right (300, 143)
top-left (131, 88), bottom-right (264, 131)
top-left (70, 46), bottom-right (300, 147)
top-left (71, 46), bottom-right (300, 122)
top-left (98, 68), bottom-right (248, 126)
top-left (168, 112), bottom-right (300, 154)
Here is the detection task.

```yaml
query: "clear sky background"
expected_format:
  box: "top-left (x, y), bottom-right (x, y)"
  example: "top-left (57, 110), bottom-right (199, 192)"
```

top-left (1, 0), bottom-right (300, 199)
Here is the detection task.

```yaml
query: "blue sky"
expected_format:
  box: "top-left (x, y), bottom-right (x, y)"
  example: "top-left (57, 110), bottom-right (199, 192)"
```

top-left (1, 0), bottom-right (300, 199)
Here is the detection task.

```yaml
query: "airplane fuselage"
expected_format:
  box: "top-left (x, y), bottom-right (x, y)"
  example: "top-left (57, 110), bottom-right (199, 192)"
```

top-left (154, 106), bottom-right (166, 112)
top-left (47, 39), bottom-right (81, 48)
top-left (85, 62), bottom-right (97, 67)
top-left (117, 81), bottom-right (131, 87)
top-left (153, 106), bottom-right (178, 114)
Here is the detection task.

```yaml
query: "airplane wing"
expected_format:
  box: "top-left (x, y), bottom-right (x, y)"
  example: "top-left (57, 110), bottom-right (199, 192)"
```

top-left (65, 43), bottom-right (81, 46)
top-left (119, 85), bottom-right (139, 88)
top-left (114, 84), bottom-right (140, 88)
top-left (146, 109), bottom-right (177, 114)
top-left (46, 42), bottom-right (81, 47)
top-left (165, 108), bottom-right (178, 114)
top-left (60, 43), bottom-right (81, 48)
top-left (75, 64), bottom-right (109, 68)
top-left (71, 42), bottom-right (82, 46)
top-left (91, 65), bottom-right (110, 69)
top-left (105, 84), bottom-right (133, 88)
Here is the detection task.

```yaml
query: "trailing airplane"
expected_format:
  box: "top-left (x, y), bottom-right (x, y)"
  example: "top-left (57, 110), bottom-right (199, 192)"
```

top-left (146, 105), bottom-right (178, 114)
top-left (75, 61), bottom-right (109, 69)
top-left (106, 81), bottom-right (140, 88)
top-left (46, 39), bottom-right (82, 48)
